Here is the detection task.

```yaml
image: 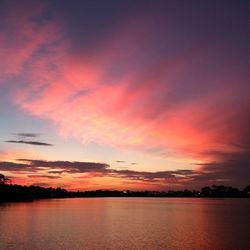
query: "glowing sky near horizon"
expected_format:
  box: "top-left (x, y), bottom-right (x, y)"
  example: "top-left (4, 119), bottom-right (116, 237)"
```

top-left (0, 0), bottom-right (249, 190)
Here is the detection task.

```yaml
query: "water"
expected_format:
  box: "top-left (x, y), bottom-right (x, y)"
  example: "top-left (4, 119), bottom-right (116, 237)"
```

top-left (0, 198), bottom-right (249, 250)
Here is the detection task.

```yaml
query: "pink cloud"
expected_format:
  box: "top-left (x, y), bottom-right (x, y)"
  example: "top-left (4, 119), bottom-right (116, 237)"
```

top-left (0, 1), bottom-right (61, 81)
top-left (1, 2), bottom-right (249, 186)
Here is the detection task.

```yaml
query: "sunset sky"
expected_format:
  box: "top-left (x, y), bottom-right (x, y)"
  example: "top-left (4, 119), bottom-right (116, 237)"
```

top-left (0, 0), bottom-right (249, 190)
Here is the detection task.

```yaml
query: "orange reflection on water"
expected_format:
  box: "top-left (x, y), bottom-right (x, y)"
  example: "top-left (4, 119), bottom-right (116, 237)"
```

top-left (0, 198), bottom-right (250, 250)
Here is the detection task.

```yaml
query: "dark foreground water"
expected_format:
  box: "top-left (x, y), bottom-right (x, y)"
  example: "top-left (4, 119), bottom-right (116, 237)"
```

top-left (0, 198), bottom-right (250, 250)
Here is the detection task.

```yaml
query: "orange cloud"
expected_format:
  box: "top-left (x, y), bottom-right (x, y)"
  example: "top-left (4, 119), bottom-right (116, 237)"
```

top-left (1, 1), bottom-right (249, 189)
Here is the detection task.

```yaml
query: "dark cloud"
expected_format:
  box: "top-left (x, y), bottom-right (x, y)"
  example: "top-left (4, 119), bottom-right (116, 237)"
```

top-left (27, 175), bottom-right (61, 179)
top-left (0, 158), bottom-right (230, 187)
top-left (195, 152), bottom-right (250, 187)
top-left (1, 154), bottom-right (249, 188)
top-left (110, 169), bottom-right (196, 182)
top-left (6, 132), bottom-right (52, 146)
top-left (17, 159), bottom-right (110, 173)
top-left (0, 159), bottom-right (109, 174)
top-left (0, 159), bottom-right (196, 184)
top-left (31, 182), bottom-right (50, 187)
top-left (48, 170), bottom-right (65, 174)
top-left (5, 140), bottom-right (53, 146)
top-left (193, 107), bottom-right (250, 188)
top-left (14, 133), bottom-right (40, 138)
top-left (0, 161), bottom-right (41, 172)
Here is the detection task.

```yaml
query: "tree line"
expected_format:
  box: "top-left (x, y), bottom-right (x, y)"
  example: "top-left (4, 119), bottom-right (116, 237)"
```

top-left (0, 173), bottom-right (250, 202)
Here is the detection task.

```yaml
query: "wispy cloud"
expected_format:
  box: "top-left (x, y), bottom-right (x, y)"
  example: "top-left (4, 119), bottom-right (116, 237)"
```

top-left (5, 132), bottom-right (53, 146)
top-left (0, 1), bottom-right (249, 188)
top-left (31, 182), bottom-right (50, 187)
top-left (0, 161), bottom-right (40, 172)
top-left (16, 159), bottom-right (110, 173)
top-left (1, 157), bottom-right (249, 188)
top-left (27, 175), bottom-right (61, 179)
top-left (7, 2), bottom-right (248, 164)
top-left (14, 133), bottom-right (40, 138)
top-left (5, 140), bottom-right (53, 146)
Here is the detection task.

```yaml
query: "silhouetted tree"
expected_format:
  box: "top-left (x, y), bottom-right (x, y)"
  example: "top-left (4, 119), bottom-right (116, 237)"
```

top-left (243, 186), bottom-right (250, 197)
top-left (201, 186), bottom-right (212, 196)
top-left (0, 173), bottom-right (10, 185)
top-left (226, 186), bottom-right (240, 197)
top-left (1, 181), bottom-right (250, 202)
top-left (211, 185), bottom-right (227, 197)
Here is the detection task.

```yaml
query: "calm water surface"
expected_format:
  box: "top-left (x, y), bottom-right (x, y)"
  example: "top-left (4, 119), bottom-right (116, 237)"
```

top-left (0, 198), bottom-right (250, 250)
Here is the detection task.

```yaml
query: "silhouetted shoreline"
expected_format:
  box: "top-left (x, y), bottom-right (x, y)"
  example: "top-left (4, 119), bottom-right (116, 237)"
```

top-left (1, 183), bottom-right (250, 202)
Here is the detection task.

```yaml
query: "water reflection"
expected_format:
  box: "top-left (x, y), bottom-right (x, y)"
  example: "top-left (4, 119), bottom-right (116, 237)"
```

top-left (0, 198), bottom-right (250, 249)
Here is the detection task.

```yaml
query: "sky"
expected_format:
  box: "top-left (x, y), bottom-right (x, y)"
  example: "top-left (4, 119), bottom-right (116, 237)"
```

top-left (0, 0), bottom-right (249, 191)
